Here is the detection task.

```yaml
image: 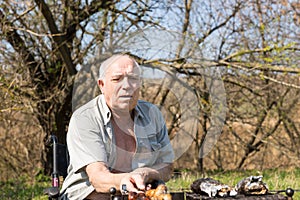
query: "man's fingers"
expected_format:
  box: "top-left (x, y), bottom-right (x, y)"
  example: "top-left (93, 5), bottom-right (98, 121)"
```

top-left (121, 172), bottom-right (147, 192)
top-left (130, 174), bottom-right (145, 191)
top-left (121, 181), bottom-right (138, 193)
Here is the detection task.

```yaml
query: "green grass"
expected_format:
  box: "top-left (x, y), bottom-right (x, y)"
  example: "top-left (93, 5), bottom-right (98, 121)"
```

top-left (0, 173), bottom-right (49, 200)
top-left (1, 168), bottom-right (299, 199)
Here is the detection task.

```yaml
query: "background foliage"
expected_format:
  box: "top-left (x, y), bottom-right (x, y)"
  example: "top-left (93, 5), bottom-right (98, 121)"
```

top-left (0, 0), bottom-right (299, 183)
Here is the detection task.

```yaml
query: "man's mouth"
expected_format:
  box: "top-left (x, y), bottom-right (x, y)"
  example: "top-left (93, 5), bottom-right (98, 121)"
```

top-left (119, 95), bottom-right (133, 98)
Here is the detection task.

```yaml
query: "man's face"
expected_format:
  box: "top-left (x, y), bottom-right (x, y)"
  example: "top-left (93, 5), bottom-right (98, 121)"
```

top-left (98, 56), bottom-right (140, 112)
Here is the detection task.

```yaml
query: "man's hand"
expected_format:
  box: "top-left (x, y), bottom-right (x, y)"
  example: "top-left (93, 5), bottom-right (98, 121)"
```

top-left (120, 171), bottom-right (147, 192)
top-left (86, 162), bottom-right (172, 193)
top-left (120, 167), bottom-right (161, 192)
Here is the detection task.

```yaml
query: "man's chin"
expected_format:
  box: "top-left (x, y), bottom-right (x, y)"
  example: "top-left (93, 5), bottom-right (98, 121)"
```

top-left (112, 104), bottom-right (131, 112)
top-left (111, 99), bottom-right (137, 112)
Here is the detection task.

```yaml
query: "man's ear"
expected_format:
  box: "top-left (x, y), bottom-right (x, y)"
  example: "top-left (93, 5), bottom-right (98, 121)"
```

top-left (98, 79), bottom-right (104, 93)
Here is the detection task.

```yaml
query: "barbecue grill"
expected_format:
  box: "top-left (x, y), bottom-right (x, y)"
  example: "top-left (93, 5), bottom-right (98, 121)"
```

top-left (109, 190), bottom-right (291, 200)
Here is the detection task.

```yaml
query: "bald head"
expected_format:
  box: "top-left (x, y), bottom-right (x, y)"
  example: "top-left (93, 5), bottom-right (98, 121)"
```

top-left (99, 54), bottom-right (140, 80)
top-left (97, 54), bottom-right (141, 112)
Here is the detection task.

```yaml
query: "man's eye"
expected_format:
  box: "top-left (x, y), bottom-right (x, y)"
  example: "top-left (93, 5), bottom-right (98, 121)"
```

top-left (129, 75), bottom-right (139, 80)
top-left (112, 77), bottom-right (121, 81)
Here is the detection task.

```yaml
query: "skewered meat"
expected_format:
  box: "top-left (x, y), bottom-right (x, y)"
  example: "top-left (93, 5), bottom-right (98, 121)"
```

top-left (156, 193), bottom-right (172, 200)
top-left (236, 175), bottom-right (269, 195)
top-left (145, 184), bottom-right (172, 200)
top-left (128, 191), bottom-right (151, 200)
top-left (128, 191), bottom-right (138, 200)
top-left (127, 184), bottom-right (172, 200)
top-left (191, 178), bottom-right (237, 197)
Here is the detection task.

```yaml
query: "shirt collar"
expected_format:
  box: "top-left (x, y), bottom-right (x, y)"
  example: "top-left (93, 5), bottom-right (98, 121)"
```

top-left (134, 102), bottom-right (144, 119)
top-left (99, 95), bottom-right (111, 126)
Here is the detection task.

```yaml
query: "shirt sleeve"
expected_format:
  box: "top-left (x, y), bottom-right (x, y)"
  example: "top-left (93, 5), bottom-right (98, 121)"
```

top-left (67, 114), bottom-right (108, 173)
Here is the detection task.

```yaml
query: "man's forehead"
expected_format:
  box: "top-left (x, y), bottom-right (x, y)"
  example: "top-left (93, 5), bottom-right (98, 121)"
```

top-left (107, 60), bottom-right (139, 74)
top-left (99, 54), bottom-right (141, 79)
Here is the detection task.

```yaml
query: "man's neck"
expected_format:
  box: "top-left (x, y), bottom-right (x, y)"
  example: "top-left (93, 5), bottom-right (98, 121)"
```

top-left (111, 109), bottom-right (134, 121)
top-left (111, 110), bottom-right (135, 137)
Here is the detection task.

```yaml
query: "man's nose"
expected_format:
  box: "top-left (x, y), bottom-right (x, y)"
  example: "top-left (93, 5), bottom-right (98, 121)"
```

top-left (121, 77), bottom-right (131, 89)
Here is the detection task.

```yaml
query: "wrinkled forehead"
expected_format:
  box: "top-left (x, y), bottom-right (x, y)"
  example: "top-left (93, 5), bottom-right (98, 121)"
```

top-left (99, 55), bottom-right (140, 79)
top-left (108, 58), bottom-right (139, 75)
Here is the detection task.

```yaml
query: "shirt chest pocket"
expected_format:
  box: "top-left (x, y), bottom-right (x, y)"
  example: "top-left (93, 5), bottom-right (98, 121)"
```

top-left (133, 133), bottom-right (161, 168)
top-left (137, 133), bottom-right (161, 153)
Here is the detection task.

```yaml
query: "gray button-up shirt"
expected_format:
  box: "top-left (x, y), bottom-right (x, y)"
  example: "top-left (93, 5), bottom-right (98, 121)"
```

top-left (60, 95), bottom-right (174, 199)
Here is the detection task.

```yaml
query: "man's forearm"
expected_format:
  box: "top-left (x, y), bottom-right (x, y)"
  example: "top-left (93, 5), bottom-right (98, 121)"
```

top-left (86, 162), bottom-right (174, 193)
top-left (86, 162), bottom-right (129, 193)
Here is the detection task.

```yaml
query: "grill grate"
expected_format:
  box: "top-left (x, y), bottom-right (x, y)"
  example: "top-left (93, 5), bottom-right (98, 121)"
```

top-left (185, 193), bottom-right (288, 200)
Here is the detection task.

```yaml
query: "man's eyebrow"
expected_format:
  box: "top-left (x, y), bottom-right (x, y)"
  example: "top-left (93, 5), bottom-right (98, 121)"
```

top-left (111, 72), bottom-right (123, 76)
top-left (127, 72), bottom-right (139, 76)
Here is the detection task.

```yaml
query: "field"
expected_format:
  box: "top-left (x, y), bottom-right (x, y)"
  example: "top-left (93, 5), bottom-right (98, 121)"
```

top-left (1, 168), bottom-right (299, 199)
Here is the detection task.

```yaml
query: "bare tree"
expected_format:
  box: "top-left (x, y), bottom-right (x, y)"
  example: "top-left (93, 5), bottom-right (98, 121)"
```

top-left (0, 0), bottom-right (299, 180)
top-left (0, 0), bottom-right (167, 177)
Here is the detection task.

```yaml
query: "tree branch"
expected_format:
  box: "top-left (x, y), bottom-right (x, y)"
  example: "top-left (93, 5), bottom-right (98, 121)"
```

top-left (34, 0), bottom-right (76, 76)
top-left (0, 10), bottom-right (43, 84)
